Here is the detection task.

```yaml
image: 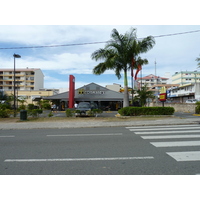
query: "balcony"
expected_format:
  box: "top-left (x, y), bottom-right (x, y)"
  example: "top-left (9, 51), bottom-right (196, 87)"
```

top-left (169, 88), bottom-right (195, 97)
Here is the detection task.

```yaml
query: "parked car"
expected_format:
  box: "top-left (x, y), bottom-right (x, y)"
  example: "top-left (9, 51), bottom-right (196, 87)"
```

top-left (75, 102), bottom-right (98, 116)
top-left (185, 99), bottom-right (198, 103)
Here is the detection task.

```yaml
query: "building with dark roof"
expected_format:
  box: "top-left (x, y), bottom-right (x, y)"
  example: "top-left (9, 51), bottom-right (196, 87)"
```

top-left (45, 82), bottom-right (125, 111)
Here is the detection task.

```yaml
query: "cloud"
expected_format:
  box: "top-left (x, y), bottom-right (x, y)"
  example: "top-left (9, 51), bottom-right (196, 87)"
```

top-left (1, 25), bottom-right (200, 91)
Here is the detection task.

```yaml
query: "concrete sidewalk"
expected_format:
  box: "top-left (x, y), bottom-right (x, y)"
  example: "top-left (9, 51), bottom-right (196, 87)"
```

top-left (0, 114), bottom-right (199, 130)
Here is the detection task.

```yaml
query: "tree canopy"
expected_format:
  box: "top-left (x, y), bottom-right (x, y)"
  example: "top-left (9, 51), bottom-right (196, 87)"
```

top-left (91, 27), bottom-right (155, 107)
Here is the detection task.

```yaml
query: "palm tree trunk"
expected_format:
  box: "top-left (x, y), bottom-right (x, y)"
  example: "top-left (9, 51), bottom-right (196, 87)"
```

top-left (123, 70), bottom-right (129, 107)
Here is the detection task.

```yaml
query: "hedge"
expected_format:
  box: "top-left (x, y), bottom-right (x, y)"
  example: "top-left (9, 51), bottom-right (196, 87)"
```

top-left (0, 109), bottom-right (12, 118)
top-left (118, 107), bottom-right (175, 116)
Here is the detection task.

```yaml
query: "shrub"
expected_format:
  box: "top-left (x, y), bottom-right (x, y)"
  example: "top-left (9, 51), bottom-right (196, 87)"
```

top-left (66, 109), bottom-right (73, 117)
top-left (0, 109), bottom-right (12, 118)
top-left (0, 103), bottom-right (11, 110)
top-left (92, 109), bottom-right (103, 117)
top-left (28, 109), bottom-right (43, 118)
top-left (17, 105), bottom-right (26, 111)
top-left (48, 111), bottom-right (53, 117)
top-left (86, 110), bottom-right (94, 116)
top-left (195, 107), bottom-right (200, 114)
top-left (118, 107), bottom-right (175, 116)
top-left (195, 102), bottom-right (200, 114)
top-left (27, 104), bottom-right (35, 110)
top-left (42, 102), bottom-right (51, 110)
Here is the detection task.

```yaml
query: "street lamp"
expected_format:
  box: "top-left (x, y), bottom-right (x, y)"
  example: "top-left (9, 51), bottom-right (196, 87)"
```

top-left (13, 53), bottom-right (21, 117)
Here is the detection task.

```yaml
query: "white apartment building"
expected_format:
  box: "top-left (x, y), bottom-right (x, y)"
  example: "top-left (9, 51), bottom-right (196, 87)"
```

top-left (137, 74), bottom-right (168, 89)
top-left (167, 83), bottom-right (200, 102)
top-left (172, 71), bottom-right (200, 85)
top-left (0, 68), bottom-right (44, 91)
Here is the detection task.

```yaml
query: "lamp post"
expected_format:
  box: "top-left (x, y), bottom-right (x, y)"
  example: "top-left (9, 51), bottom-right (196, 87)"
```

top-left (13, 53), bottom-right (21, 117)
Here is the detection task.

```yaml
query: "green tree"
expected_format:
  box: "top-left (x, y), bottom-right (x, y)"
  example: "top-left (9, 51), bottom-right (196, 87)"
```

top-left (41, 100), bottom-right (51, 110)
top-left (91, 27), bottom-right (155, 107)
top-left (135, 85), bottom-right (155, 107)
top-left (17, 96), bottom-right (27, 106)
top-left (196, 54), bottom-right (200, 68)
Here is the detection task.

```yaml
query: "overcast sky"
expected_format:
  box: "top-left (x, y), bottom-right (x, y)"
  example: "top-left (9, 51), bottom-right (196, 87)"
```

top-left (0, 2), bottom-right (199, 91)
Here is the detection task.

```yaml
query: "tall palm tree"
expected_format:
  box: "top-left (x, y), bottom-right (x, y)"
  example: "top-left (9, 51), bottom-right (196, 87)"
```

top-left (91, 28), bottom-right (155, 107)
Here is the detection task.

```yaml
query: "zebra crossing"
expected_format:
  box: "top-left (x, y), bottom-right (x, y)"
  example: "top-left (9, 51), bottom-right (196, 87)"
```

top-left (126, 124), bottom-right (200, 162)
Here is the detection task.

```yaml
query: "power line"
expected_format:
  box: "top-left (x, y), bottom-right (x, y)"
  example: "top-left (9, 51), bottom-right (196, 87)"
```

top-left (152, 29), bottom-right (200, 38)
top-left (0, 29), bottom-right (200, 50)
top-left (0, 41), bottom-right (108, 50)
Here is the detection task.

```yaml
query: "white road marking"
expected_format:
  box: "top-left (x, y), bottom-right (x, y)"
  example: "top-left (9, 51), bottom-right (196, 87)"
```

top-left (129, 127), bottom-right (200, 132)
top-left (0, 136), bottom-right (15, 138)
top-left (151, 141), bottom-right (200, 147)
top-left (126, 125), bottom-right (200, 129)
top-left (4, 156), bottom-right (154, 162)
top-left (46, 133), bottom-right (123, 137)
top-left (166, 151), bottom-right (200, 161)
top-left (141, 134), bottom-right (200, 139)
top-left (134, 130), bottom-right (200, 134)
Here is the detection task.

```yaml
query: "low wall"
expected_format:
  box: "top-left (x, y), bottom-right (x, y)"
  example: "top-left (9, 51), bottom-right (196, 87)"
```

top-left (150, 103), bottom-right (196, 113)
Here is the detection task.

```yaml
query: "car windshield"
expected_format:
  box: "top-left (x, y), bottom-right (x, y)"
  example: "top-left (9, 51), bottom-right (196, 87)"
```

top-left (78, 103), bottom-right (90, 108)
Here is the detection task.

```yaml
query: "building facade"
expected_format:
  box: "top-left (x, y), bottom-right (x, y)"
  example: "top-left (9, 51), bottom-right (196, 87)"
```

top-left (45, 83), bottom-right (125, 111)
top-left (0, 68), bottom-right (44, 91)
top-left (137, 74), bottom-right (168, 89)
top-left (105, 83), bottom-right (121, 92)
top-left (167, 83), bottom-right (200, 103)
top-left (172, 71), bottom-right (200, 85)
top-left (4, 89), bottom-right (59, 105)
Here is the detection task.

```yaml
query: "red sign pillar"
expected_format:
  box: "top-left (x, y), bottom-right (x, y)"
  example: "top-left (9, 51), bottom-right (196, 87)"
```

top-left (68, 75), bottom-right (75, 108)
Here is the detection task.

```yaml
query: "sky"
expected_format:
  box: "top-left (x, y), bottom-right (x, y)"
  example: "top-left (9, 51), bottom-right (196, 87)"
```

top-left (0, 0), bottom-right (200, 89)
top-left (1, 25), bottom-right (199, 91)
top-left (0, 1), bottom-right (199, 92)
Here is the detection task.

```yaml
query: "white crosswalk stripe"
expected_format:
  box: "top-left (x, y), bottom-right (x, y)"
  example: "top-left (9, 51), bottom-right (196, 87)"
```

top-left (126, 124), bottom-right (200, 162)
top-left (166, 151), bottom-right (200, 162)
top-left (141, 135), bottom-right (200, 139)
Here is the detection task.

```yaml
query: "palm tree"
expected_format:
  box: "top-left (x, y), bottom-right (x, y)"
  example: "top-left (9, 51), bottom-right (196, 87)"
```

top-left (91, 27), bottom-right (155, 107)
top-left (134, 84), bottom-right (155, 107)
top-left (196, 55), bottom-right (200, 68)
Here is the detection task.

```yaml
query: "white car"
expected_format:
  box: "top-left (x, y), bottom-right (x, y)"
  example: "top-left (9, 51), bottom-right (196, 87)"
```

top-left (185, 99), bottom-right (198, 103)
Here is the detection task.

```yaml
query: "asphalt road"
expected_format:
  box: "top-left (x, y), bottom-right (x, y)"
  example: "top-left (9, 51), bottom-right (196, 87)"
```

top-left (1, 124), bottom-right (200, 175)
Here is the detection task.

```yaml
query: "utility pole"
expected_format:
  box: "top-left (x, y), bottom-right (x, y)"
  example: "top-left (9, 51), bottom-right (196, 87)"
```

top-left (13, 54), bottom-right (21, 117)
top-left (155, 59), bottom-right (158, 104)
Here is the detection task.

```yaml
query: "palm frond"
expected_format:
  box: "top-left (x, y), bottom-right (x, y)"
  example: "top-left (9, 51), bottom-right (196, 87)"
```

top-left (196, 55), bottom-right (200, 67)
top-left (93, 63), bottom-right (107, 75)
